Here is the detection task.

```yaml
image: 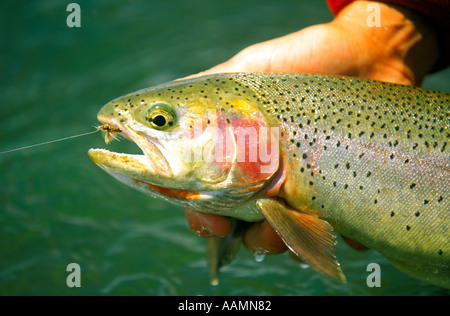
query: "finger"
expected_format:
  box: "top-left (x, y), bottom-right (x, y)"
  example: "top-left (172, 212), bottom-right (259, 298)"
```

top-left (242, 220), bottom-right (287, 254)
top-left (184, 208), bottom-right (232, 238)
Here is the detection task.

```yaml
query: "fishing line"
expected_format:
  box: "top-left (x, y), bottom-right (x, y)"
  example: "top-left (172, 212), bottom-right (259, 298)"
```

top-left (0, 130), bottom-right (99, 155)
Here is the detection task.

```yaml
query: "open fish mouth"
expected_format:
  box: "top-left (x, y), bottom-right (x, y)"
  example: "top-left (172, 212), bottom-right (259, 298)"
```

top-left (88, 120), bottom-right (173, 182)
top-left (88, 121), bottom-right (214, 203)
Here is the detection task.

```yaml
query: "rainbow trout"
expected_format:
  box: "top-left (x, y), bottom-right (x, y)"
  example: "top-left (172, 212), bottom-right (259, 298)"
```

top-left (88, 73), bottom-right (449, 288)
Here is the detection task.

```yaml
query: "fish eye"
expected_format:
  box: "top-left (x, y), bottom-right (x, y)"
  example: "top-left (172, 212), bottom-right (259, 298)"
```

top-left (152, 115), bottom-right (167, 127)
top-left (144, 102), bottom-right (177, 130)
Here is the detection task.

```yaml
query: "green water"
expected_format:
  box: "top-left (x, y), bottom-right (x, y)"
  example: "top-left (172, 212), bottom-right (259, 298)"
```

top-left (1, 0), bottom-right (449, 296)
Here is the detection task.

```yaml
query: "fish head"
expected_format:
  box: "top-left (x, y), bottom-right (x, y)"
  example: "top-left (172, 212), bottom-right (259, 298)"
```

top-left (88, 75), bottom-right (281, 216)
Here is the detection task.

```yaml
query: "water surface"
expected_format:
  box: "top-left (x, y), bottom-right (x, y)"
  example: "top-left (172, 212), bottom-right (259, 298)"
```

top-left (1, 0), bottom-right (449, 295)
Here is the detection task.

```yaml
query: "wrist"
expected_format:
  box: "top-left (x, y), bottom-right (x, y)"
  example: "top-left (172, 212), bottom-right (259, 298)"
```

top-left (332, 1), bottom-right (438, 85)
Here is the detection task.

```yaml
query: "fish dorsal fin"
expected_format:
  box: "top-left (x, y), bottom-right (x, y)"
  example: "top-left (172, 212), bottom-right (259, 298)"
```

top-left (255, 198), bottom-right (346, 283)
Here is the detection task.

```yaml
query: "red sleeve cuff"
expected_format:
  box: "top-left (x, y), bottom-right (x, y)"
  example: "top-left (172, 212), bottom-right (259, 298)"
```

top-left (326, 0), bottom-right (355, 15)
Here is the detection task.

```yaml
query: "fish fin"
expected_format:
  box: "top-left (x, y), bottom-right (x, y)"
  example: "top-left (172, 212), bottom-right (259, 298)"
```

top-left (207, 238), bottom-right (224, 286)
top-left (255, 198), bottom-right (346, 283)
top-left (206, 220), bottom-right (250, 286)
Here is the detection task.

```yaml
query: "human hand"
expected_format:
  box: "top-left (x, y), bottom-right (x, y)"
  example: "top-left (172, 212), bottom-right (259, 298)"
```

top-left (184, 1), bottom-right (438, 254)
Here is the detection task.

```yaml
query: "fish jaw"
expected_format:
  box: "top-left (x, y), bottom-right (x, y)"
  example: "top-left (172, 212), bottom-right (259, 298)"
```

top-left (88, 147), bottom-right (270, 219)
top-left (88, 145), bottom-right (217, 207)
top-left (87, 149), bottom-right (212, 203)
top-left (95, 110), bottom-right (173, 178)
top-left (87, 117), bottom-right (263, 216)
top-left (88, 148), bottom-right (157, 184)
top-left (88, 114), bottom-right (195, 203)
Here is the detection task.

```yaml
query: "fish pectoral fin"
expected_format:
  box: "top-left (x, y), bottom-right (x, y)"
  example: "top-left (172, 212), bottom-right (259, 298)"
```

top-left (207, 220), bottom-right (250, 286)
top-left (255, 198), bottom-right (346, 283)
